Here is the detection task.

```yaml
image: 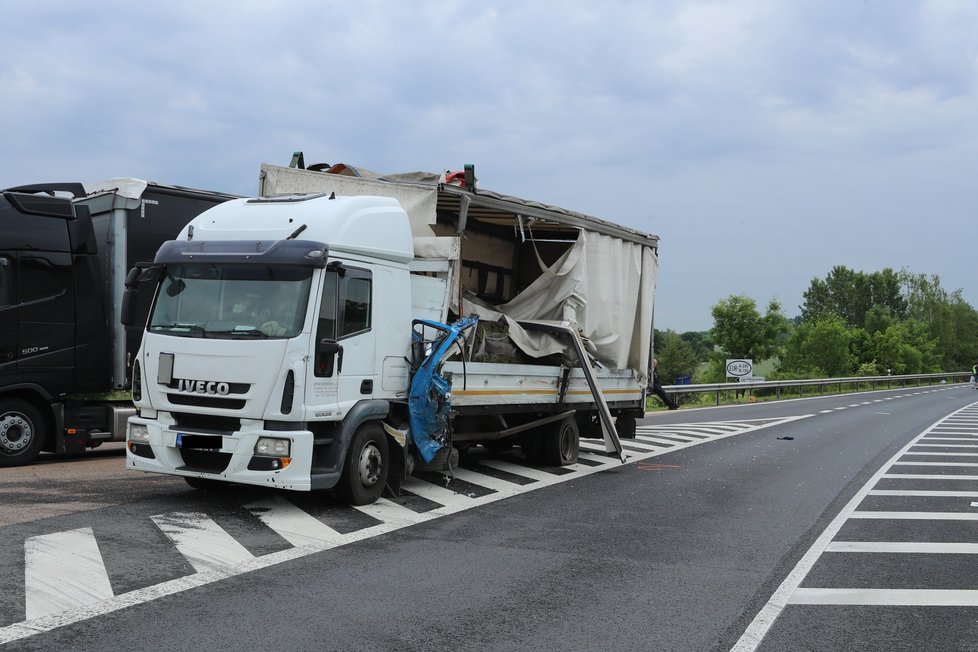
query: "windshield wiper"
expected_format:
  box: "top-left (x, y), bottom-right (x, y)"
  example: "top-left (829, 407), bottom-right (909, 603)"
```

top-left (207, 327), bottom-right (269, 339)
top-left (150, 323), bottom-right (207, 337)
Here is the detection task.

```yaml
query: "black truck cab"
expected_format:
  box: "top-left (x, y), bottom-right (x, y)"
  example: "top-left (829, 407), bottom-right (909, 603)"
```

top-left (0, 181), bottom-right (235, 466)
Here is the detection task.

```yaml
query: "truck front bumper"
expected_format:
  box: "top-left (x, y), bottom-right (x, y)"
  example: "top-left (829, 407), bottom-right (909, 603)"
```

top-left (126, 416), bottom-right (322, 491)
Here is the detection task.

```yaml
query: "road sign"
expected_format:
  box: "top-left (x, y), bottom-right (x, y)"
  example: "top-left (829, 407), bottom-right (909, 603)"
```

top-left (726, 359), bottom-right (753, 378)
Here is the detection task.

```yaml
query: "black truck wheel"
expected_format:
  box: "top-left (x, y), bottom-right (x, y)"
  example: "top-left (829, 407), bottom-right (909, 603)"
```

top-left (0, 399), bottom-right (45, 467)
top-left (616, 413), bottom-right (637, 439)
top-left (337, 423), bottom-right (389, 505)
top-left (540, 416), bottom-right (579, 466)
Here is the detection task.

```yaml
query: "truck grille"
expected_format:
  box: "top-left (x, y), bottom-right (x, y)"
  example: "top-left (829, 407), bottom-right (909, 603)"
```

top-left (167, 394), bottom-right (246, 410)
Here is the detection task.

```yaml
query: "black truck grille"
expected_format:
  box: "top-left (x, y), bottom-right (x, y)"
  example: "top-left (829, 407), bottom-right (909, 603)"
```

top-left (168, 394), bottom-right (246, 410)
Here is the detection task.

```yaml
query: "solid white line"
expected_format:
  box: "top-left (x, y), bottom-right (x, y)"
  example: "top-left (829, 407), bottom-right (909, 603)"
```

top-left (244, 494), bottom-right (345, 548)
top-left (790, 588), bottom-right (978, 606)
top-left (24, 527), bottom-right (114, 620)
top-left (902, 451), bottom-right (978, 457)
top-left (893, 461), bottom-right (978, 467)
top-left (870, 490), bottom-right (978, 497)
top-left (920, 437), bottom-right (978, 441)
top-left (730, 402), bottom-right (978, 652)
top-left (882, 473), bottom-right (978, 480)
top-left (850, 511), bottom-right (978, 520)
top-left (826, 541), bottom-right (978, 553)
top-left (912, 444), bottom-right (978, 448)
top-left (151, 512), bottom-right (255, 574)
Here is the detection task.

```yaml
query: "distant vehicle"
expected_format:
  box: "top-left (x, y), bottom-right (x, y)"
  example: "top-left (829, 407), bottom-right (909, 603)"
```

top-left (125, 158), bottom-right (659, 504)
top-left (0, 179), bottom-right (236, 466)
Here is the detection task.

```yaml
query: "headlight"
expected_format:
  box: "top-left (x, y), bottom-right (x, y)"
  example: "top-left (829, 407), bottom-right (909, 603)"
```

top-left (129, 423), bottom-right (150, 442)
top-left (254, 437), bottom-right (291, 457)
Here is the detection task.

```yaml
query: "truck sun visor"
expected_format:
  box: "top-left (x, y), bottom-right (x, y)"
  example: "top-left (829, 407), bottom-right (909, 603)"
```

top-left (154, 239), bottom-right (329, 267)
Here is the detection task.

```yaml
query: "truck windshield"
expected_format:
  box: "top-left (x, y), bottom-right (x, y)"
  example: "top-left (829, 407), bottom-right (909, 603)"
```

top-left (148, 263), bottom-right (312, 339)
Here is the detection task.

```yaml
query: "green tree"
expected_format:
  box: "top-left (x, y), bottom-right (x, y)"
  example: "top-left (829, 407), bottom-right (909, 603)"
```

top-left (706, 295), bottom-right (789, 382)
top-left (870, 321), bottom-right (937, 375)
top-left (654, 330), bottom-right (700, 385)
top-left (899, 270), bottom-right (978, 370)
top-left (801, 266), bottom-right (907, 328)
top-left (779, 316), bottom-right (853, 377)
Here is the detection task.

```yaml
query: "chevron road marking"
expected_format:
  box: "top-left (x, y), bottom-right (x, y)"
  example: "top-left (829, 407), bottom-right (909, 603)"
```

top-left (1, 414), bottom-right (810, 645)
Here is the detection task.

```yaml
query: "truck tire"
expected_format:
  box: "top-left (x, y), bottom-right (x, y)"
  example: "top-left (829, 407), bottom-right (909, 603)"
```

top-left (0, 399), bottom-right (45, 467)
top-left (337, 422), bottom-right (389, 505)
top-left (540, 416), bottom-right (579, 466)
top-left (616, 414), bottom-right (637, 439)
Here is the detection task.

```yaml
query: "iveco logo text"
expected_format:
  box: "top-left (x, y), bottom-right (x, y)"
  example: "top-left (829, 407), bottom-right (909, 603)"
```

top-left (175, 379), bottom-right (231, 395)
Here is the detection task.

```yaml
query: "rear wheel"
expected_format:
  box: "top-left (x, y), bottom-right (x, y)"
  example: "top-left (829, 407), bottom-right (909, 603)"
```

top-left (540, 416), bottom-right (579, 466)
top-left (616, 414), bottom-right (637, 439)
top-left (337, 423), bottom-right (389, 505)
top-left (0, 399), bottom-right (45, 467)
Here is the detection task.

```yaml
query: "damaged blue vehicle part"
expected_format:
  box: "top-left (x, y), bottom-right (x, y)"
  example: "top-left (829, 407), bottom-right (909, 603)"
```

top-left (408, 315), bottom-right (480, 463)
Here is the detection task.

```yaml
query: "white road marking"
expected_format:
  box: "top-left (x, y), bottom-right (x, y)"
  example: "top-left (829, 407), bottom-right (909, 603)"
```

top-left (451, 467), bottom-right (531, 493)
top-left (850, 511), bottom-right (978, 520)
top-left (151, 512), bottom-right (255, 574)
top-left (1, 414), bottom-right (813, 646)
top-left (400, 477), bottom-right (479, 508)
top-left (882, 473), bottom-right (978, 480)
top-left (870, 490), bottom-right (978, 497)
top-left (244, 494), bottom-right (345, 548)
top-left (353, 496), bottom-right (434, 527)
top-left (825, 541), bottom-right (978, 553)
top-left (731, 402), bottom-right (978, 652)
top-left (24, 528), bottom-right (114, 620)
top-left (790, 588), bottom-right (978, 606)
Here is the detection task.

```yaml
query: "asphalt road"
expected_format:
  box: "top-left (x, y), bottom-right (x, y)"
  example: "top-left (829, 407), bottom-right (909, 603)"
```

top-left (1, 383), bottom-right (976, 651)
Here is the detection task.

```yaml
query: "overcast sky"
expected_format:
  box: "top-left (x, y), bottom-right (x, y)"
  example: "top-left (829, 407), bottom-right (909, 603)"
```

top-left (2, 1), bottom-right (976, 332)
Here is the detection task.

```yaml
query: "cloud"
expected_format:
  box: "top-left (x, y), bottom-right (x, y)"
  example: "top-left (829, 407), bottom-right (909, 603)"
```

top-left (2, 0), bottom-right (977, 331)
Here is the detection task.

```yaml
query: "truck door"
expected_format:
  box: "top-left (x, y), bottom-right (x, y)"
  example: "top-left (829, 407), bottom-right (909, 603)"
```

top-left (308, 266), bottom-right (376, 415)
top-left (0, 255), bottom-right (15, 376)
top-left (16, 252), bottom-right (76, 394)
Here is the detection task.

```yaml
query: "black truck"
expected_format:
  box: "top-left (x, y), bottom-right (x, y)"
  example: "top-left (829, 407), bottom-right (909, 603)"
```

top-left (0, 178), bottom-right (236, 466)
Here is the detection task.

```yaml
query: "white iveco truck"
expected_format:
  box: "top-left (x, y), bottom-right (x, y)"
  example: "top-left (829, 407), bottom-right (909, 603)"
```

top-left (125, 158), bottom-right (659, 504)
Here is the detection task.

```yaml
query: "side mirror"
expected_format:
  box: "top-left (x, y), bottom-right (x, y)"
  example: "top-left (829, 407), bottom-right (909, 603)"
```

top-left (121, 288), bottom-right (138, 327)
top-left (317, 339), bottom-right (344, 377)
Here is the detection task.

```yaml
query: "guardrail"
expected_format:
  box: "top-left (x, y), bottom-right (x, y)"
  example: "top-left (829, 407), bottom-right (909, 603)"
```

top-left (659, 372), bottom-right (973, 406)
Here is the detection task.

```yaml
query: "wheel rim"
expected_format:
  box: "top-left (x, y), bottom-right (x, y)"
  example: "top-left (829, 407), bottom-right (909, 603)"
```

top-left (0, 412), bottom-right (32, 453)
top-left (559, 423), bottom-right (576, 462)
top-left (357, 442), bottom-right (383, 487)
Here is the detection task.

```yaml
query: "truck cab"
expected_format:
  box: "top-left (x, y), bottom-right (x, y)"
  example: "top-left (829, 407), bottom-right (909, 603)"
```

top-left (0, 188), bottom-right (107, 465)
top-left (127, 193), bottom-right (418, 502)
top-left (0, 180), bottom-right (236, 466)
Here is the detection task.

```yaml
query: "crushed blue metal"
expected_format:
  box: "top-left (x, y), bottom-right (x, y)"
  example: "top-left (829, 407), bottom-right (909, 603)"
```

top-left (408, 315), bottom-right (480, 463)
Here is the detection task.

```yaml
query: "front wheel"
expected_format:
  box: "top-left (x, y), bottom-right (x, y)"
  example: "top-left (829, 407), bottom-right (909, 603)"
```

top-left (0, 399), bottom-right (46, 467)
top-left (337, 423), bottom-right (389, 505)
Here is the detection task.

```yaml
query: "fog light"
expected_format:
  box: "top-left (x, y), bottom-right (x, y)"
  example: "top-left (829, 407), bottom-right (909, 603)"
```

top-left (254, 437), bottom-right (290, 457)
top-left (129, 423), bottom-right (150, 442)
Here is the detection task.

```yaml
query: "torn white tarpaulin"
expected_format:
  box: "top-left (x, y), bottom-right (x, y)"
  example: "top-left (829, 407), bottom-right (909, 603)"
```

top-left (463, 230), bottom-right (657, 383)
